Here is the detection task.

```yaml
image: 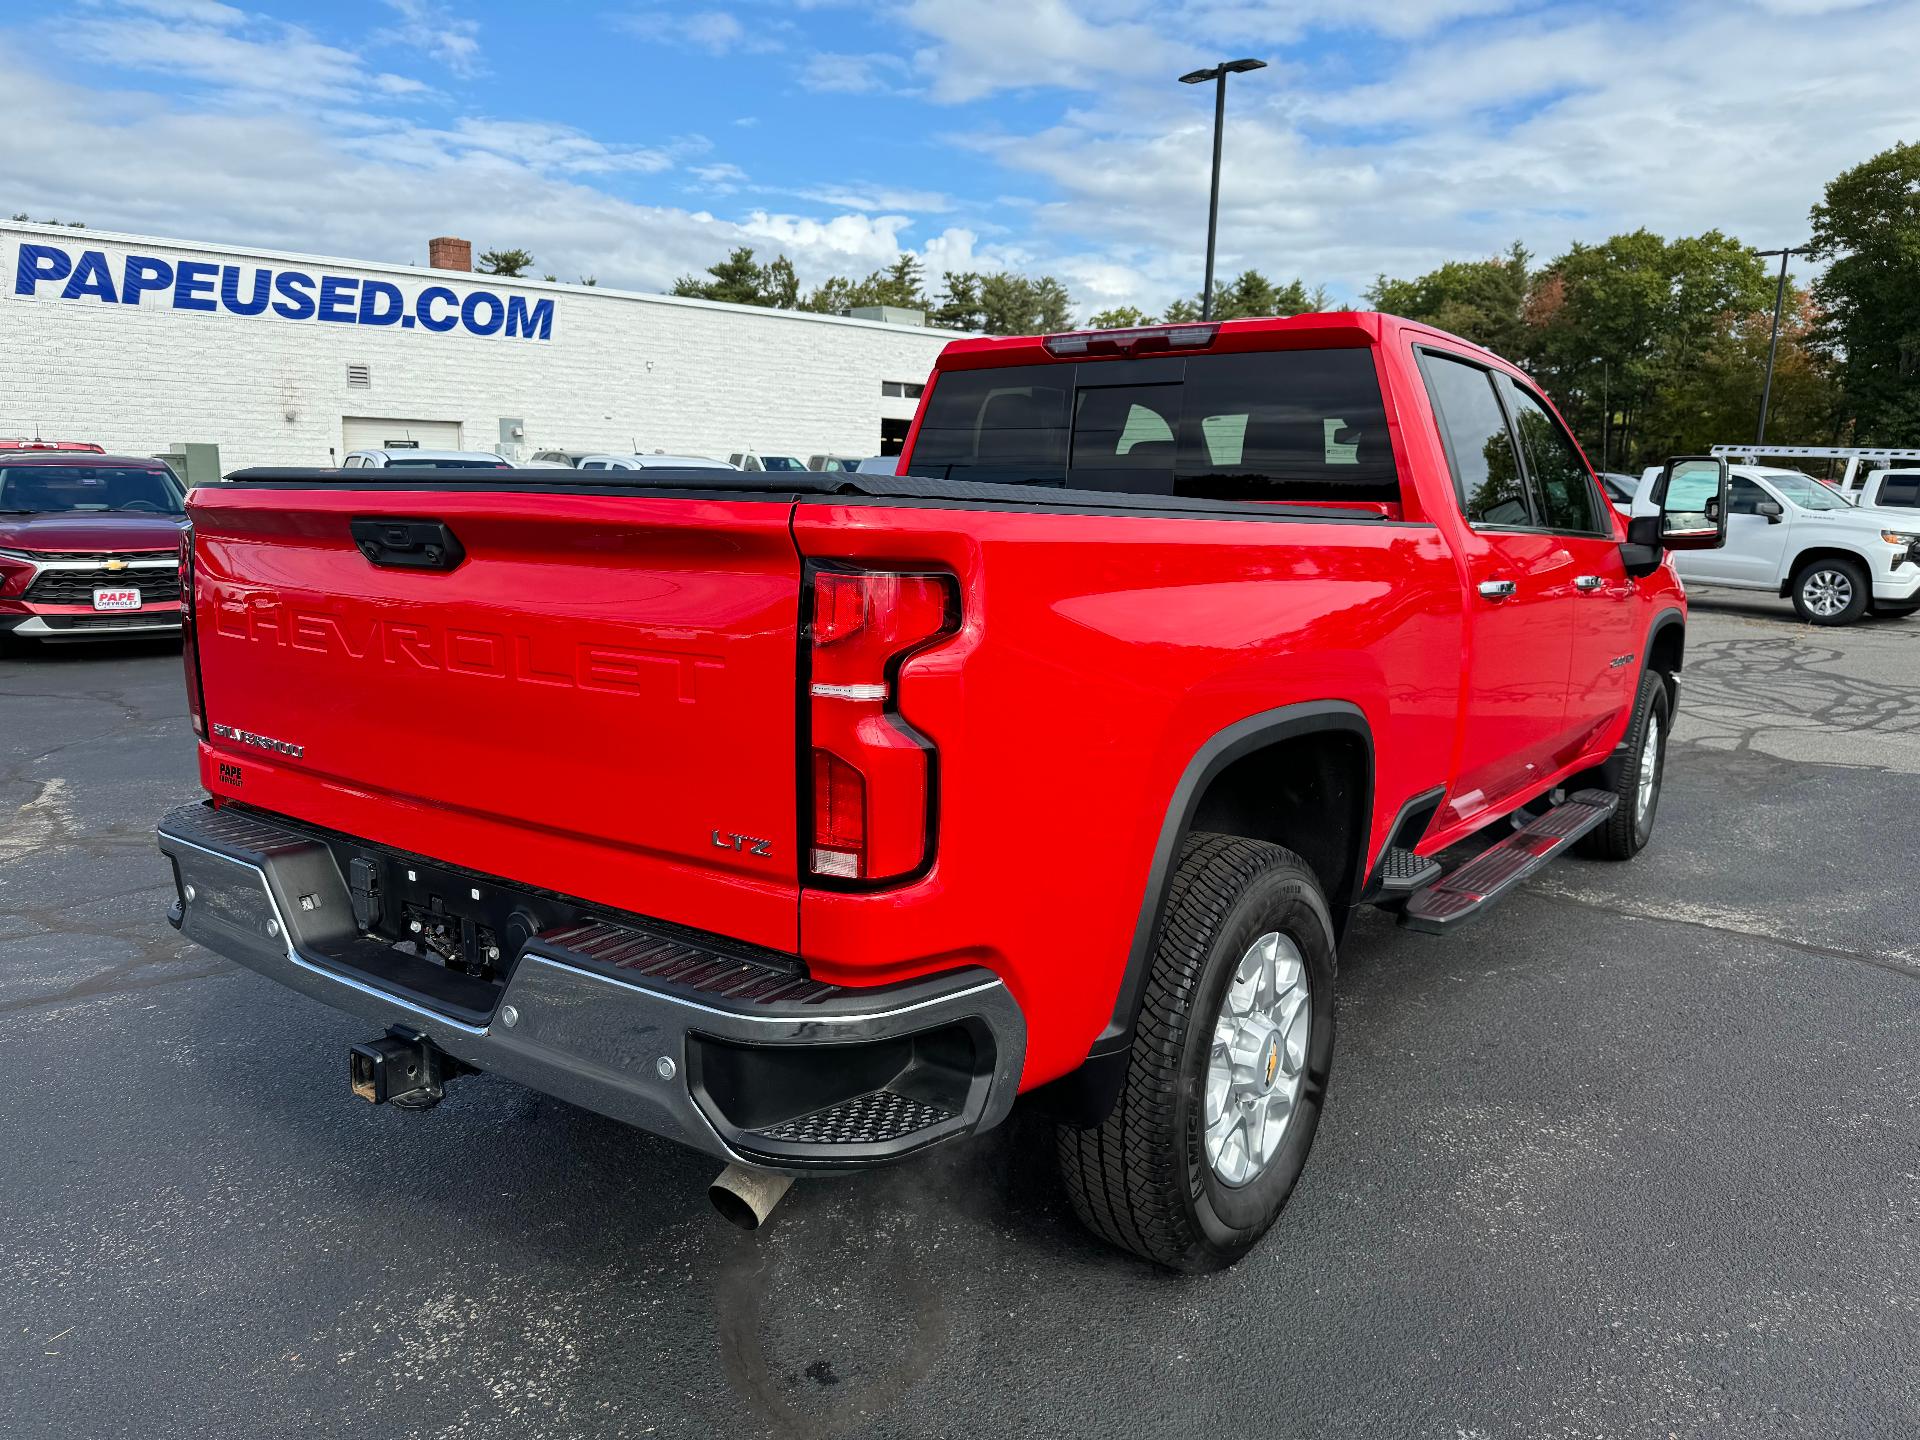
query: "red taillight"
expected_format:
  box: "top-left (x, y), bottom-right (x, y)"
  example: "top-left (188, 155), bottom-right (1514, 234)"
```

top-left (809, 749), bottom-right (867, 879)
top-left (179, 526), bottom-right (206, 740)
top-left (805, 567), bottom-right (956, 884)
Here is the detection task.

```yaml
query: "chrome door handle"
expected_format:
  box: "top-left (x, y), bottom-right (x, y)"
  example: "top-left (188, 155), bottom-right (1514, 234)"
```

top-left (1477, 579), bottom-right (1517, 601)
top-left (1574, 575), bottom-right (1605, 591)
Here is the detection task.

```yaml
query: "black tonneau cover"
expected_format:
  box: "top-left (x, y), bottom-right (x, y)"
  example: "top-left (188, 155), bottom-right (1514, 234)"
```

top-left (220, 467), bottom-right (1388, 522)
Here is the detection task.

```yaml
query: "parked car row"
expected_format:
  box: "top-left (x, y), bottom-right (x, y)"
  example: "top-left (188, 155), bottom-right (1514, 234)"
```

top-left (526, 447), bottom-right (894, 474)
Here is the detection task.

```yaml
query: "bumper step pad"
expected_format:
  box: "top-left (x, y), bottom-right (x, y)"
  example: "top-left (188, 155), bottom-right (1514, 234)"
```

top-left (754, 1088), bottom-right (956, 1147)
top-left (1400, 789), bottom-right (1617, 934)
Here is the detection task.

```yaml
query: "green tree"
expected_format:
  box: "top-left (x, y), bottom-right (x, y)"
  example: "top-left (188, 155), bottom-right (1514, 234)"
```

top-left (1676, 292), bottom-right (1837, 451)
top-left (871, 254), bottom-right (929, 309)
top-left (759, 254), bottom-right (799, 309)
top-left (1809, 140), bottom-right (1920, 443)
top-left (1088, 305), bottom-right (1156, 329)
top-left (672, 245), bottom-right (771, 305)
top-left (476, 247), bottom-right (534, 277)
top-left (930, 271), bottom-right (985, 330)
top-left (1030, 275), bottom-right (1074, 332)
top-left (1160, 270), bottom-right (1325, 323)
top-left (1526, 229), bottom-right (1773, 466)
top-left (1367, 242), bottom-right (1532, 354)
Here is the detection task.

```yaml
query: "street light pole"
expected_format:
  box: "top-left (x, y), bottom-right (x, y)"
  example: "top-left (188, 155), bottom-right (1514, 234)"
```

top-left (1179, 58), bottom-right (1266, 322)
top-left (1755, 245), bottom-right (1806, 445)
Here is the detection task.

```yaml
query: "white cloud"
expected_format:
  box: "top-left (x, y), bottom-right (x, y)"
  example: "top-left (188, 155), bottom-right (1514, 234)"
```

top-left (793, 183), bottom-right (954, 214)
top-left (0, 58), bottom-right (948, 295)
top-left (798, 51), bottom-right (916, 96)
top-left (690, 161), bottom-right (749, 193)
top-left (941, 0), bottom-right (1920, 313)
top-left (901, 0), bottom-right (1178, 102)
top-left (377, 0), bottom-right (484, 79)
top-left (612, 7), bottom-right (785, 56)
top-left (61, 5), bottom-right (369, 102)
top-left (348, 116), bottom-right (682, 175)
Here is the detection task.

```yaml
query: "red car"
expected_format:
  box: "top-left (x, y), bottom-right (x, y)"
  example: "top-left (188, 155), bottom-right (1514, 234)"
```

top-left (156, 313), bottom-right (1727, 1268)
top-left (0, 454), bottom-right (188, 643)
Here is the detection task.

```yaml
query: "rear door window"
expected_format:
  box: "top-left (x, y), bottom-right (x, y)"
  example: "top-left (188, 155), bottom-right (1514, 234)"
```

top-left (1418, 352), bottom-right (1530, 527)
top-left (908, 349), bottom-right (1399, 504)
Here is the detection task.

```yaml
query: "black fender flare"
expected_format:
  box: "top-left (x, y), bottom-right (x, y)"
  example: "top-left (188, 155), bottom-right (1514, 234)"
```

top-left (1644, 606), bottom-right (1685, 711)
top-left (1035, 700), bottom-right (1373, 1125)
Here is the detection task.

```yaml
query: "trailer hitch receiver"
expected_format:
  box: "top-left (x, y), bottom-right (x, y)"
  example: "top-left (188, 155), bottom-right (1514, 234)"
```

top-left (349, 1027), bottom-right (468, 1110)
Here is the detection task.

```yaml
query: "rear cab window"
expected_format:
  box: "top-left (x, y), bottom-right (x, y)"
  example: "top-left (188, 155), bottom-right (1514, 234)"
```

top-left (1878, 474), bottom-right (1920, 507)
top-left (909, 348), bottom-right (1401, 508)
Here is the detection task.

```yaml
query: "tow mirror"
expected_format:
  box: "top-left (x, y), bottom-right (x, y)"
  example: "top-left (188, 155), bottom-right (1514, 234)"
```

top-left (1623, 454), bottom-right (1729, 575)
top-left (1756, 498), bottom-right (1784, 524)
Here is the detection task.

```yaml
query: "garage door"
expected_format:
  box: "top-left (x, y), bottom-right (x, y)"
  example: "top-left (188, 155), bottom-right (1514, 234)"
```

top-left (342, 417), bottom-right (463, 452)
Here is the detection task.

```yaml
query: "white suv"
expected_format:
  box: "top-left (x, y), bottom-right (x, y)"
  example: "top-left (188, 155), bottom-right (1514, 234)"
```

top-left (1652, 464), bottom-right (1920, 625)
top-left (342, 448), bottom-right (510, 470)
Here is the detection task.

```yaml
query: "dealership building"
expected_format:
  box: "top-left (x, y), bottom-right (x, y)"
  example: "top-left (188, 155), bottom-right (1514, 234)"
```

top-left (0, 221), bottom-right (957, 471)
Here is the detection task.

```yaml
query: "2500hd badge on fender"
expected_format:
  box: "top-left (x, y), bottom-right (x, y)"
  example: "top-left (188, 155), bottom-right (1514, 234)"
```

top-left (157, 313), bottom-right (1727, 1269)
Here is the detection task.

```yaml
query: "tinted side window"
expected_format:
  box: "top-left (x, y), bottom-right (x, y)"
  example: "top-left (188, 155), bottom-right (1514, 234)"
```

top-left (1727, 477), bottom-right (1769, 515)
top-left (1420, 353), bottom-right (1530, 527)
top-left (1503, 381), bottom-right (1603, 533)
top-left (1879, 475), bottom-right (1920, 507)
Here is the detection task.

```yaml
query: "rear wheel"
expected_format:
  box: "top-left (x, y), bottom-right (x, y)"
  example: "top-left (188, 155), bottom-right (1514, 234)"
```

top-left (1055, 834), bottom-right (1335, 1271)
top-left (1790, 557), bottom-right (1869, 625)
top-left (1577, 668), bottom-right (1671, 861)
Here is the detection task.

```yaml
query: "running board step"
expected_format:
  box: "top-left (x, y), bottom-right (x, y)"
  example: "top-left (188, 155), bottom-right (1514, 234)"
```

top-left (1370, 845), bottom-right (1443, 898)
top-left (1400, 789), bottom-right (1618, 934)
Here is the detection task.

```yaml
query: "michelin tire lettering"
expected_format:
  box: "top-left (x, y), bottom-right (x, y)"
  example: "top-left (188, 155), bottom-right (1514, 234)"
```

top-left (12, 242), bottom-right (554, 342)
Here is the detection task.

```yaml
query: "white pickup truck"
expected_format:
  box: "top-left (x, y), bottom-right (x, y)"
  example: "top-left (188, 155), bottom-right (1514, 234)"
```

top-left (1644, 463), bottom-right (1920, 625)
top-left (1850, 468), bottom-right (1920, 513)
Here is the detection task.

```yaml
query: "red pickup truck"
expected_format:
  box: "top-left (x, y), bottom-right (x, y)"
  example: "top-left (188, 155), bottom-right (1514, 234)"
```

top-left (157, 313), bottom-right (1727, 1269)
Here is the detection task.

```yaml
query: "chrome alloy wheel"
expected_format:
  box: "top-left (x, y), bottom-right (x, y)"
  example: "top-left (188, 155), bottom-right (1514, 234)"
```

top-left (1205, 931), bottom-right (1311, 1187)
top-left (1636, 709), bottom-right (1662, 825)
top-left (1802, 567), bottom-right (1854, 619)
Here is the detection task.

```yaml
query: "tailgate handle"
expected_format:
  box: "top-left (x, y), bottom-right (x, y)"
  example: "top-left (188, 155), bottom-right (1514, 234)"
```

top-left (350, 517), bottom-right (466, 571)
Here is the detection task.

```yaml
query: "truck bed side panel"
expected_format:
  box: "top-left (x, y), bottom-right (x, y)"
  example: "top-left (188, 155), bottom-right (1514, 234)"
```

top-left (792, 502), bottom-right (1465, 1086)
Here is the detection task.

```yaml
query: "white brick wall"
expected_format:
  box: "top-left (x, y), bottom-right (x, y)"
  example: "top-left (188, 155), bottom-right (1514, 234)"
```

top-left (0, 221), bottom-right (950, 470)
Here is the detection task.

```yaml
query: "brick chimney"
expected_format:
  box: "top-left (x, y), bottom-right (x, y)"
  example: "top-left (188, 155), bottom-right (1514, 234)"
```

top-left (428, 236), bottom-right (472, 272)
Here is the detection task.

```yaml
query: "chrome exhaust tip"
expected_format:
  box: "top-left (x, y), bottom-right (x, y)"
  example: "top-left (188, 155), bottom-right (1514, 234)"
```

top-left (709, 1164), bottom-right (793, 1231)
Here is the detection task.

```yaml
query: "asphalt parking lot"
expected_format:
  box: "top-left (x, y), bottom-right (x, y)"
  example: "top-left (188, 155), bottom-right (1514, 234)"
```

top-left (2, 597), bottom-right (1916, 1440)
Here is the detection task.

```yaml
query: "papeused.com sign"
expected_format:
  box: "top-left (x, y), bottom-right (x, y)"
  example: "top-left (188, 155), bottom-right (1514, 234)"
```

top-left (11, 241), bottom-right (556, 341)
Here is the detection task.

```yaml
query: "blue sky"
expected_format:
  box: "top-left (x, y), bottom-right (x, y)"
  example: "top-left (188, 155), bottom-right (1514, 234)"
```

top-left (1, 0), bottom-right (1913, 317)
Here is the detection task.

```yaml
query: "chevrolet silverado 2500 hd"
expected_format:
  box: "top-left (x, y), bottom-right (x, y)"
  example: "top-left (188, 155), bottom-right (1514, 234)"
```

top-left (157, 313), bottom-right (1727, 1270)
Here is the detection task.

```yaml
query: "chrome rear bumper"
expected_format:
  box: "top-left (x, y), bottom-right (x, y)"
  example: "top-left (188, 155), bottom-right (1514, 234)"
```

top-left (156, 802), bottom-right (1024, 1171)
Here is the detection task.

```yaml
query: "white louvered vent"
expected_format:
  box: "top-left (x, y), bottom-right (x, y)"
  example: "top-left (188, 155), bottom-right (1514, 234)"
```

top-left (346, 363), bottom-right (372, 389)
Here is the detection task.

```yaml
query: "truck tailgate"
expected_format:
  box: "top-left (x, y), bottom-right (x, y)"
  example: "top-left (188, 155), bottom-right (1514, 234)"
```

top-left (188, 484), bottom-right (803, 951)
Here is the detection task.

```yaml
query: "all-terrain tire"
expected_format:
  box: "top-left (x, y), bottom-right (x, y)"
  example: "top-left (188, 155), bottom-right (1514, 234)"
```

top-left (1055, 834), bottom-right (1336, 1271)
top-left (1576, 668), bottom-right (1671, 861)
